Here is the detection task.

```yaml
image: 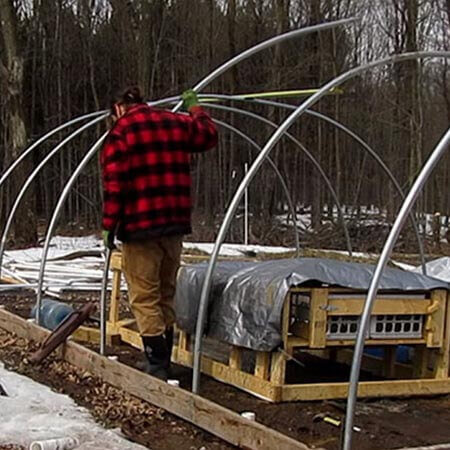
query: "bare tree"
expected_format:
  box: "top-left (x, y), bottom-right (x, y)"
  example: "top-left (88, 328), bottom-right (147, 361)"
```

top-left (0, 0), bottom-right (37, 245)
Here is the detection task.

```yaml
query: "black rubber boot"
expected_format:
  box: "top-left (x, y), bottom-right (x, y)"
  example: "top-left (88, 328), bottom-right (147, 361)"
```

top-left (164, 327), bottom-right (174, 375)
top-left (141, 334), bottom-right (169, 381)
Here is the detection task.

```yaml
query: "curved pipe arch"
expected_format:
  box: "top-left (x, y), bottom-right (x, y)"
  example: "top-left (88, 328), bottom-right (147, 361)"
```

top-left (191, 51), bottom-right (450, 397)
top-left (31, 98), bottom-right (301, 321)
top-left (171, 18), bottom-right (356, 112)
top-left (32, 97), bottom-right (180, 316)
top-left (344, 128), bottom-right (450, 449)
top-left (204, 101), bottom-right (352, 255)
top-left (35, 132), bottom-right (108, 319)
top-left (0, 114), bottom-right (108, 282)
top-left (1, 93), bottom-right (426, 273)
top-left (15, 17), bottom-right (355, 310)
top-left (211, 117), bottom-right (300, 256)
top-left (250, 97), bottom-right (427, 274)
top-left (192, 93), bottom-right (426, 272)
top-left (0, 111), bottom-right (106, 190)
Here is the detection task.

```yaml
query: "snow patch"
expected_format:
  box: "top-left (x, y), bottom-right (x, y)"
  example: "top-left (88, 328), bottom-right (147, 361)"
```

top-left (0, 363), bottom-right (147, 449)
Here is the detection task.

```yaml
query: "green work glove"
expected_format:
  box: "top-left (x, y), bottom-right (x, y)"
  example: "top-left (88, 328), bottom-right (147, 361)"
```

top-left (181, 89), bottom-right (199, 111)
top-left (102, 230), bottom-right (116, 250)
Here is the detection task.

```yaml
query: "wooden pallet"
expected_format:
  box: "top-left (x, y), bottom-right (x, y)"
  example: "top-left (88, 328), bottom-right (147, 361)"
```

top-left (84, 251), bottom-right (450, 402)
top-left (173, 287), bottom-right (450, 402)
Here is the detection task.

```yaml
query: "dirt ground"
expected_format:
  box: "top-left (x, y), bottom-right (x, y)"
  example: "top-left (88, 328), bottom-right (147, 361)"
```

top-left (0, 325), bottom-right (233, 450)
top-left (1, 292), bottom-right (450, 450)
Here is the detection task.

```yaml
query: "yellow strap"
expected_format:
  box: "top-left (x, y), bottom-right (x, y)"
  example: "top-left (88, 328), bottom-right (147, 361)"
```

top-left (200, 87), bottom-right (344, 103)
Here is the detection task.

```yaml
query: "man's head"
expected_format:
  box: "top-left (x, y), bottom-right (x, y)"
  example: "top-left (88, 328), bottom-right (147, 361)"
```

top-left (111, 85), bottom-right (144, 120)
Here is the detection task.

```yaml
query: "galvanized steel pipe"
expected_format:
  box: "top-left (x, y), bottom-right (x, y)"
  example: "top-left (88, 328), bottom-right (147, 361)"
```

top-left (35, 133), bottom-right (108, 321)
top-left (191, 51), bottom-right (450, 397)
top-left (171, 18), bottom-right (356, 112)
top-left (211, 116), bottom-right (300, 256)
top-left (343, 126), bottom-right (450, 449)
top-left (251, 98), bottom-right (427, 274)
top-left (0, 111), bottom-right (105, 190)
top-left (100, 247), bottom-right (111, 355)
top-left (202, 98), bottom-right (353, 256)
top-left (0, 115), bottom-right (108, 287)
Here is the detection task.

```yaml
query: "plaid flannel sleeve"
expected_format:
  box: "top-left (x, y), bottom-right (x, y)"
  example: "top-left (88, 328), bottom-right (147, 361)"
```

top-left (101, 128), bottom-right (128, 231)
top-left (186, 106), bottom-right (218, 152)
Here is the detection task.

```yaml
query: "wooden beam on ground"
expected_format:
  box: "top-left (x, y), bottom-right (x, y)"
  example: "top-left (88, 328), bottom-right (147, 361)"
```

top-left (0, 308), bottom-right (313, 450)
top-left (281, 378), bottom-right (450, 401)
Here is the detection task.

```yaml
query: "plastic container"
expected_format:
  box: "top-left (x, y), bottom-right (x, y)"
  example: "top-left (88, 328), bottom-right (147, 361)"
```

top-left (30, 298), bottom-right (74, 331)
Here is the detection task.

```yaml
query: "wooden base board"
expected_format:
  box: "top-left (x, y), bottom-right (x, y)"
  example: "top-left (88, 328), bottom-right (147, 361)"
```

top-left (175, 346), bottom-right (450, 402)
top-left (0, 308), bottom-right (312, 450)
top-left (280, 378), bottom-right (450, 401)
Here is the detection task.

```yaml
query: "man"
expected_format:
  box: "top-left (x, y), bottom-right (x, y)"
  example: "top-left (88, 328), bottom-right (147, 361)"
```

top-left (101, 86), bottom-right (218, 380)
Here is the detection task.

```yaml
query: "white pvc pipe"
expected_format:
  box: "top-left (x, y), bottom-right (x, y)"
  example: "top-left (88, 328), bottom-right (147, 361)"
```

top-left (29, 437), bottom-right (79, 450)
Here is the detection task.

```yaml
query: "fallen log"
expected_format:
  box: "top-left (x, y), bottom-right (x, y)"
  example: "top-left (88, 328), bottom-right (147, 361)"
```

top-left (28, 302), bottom-right (96, 364)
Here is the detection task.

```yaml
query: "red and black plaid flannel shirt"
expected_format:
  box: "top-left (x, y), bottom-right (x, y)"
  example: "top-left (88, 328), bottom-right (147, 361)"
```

top-left (101, 103), bottom-right (217, 241)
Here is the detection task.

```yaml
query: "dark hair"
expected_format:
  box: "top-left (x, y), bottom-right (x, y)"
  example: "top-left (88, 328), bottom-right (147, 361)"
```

top-left (114, 85), bottom-right (144, 106)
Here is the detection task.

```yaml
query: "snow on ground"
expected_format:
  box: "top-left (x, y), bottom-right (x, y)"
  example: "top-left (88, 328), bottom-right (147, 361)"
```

top-left (3, 235), bottom-right (103, 263)
top-left (0, 363), bottom-right (147, 449)
top-left (1, 236), bottom-right (296, 293)
top-left (2, 235), bottom-right (449, 293)
top-left (183, 241), bottom-right (295, 257)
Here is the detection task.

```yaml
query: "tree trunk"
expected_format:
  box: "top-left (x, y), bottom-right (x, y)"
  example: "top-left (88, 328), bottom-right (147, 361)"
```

top-left (0, 0), bottom-right (37, 246)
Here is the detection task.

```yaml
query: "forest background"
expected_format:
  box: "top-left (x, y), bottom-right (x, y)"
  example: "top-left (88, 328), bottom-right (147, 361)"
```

top-left (1, 0), bottom-right (449, 253)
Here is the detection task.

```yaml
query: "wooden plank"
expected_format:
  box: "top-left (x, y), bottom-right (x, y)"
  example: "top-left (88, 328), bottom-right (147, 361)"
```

top-left (72, 325), bottom-right (101, 343)
top-left (0, 276), bottom-right (22, 284)
top-left (328, 298), bottom-right (430, 316)
top-left (270, 351), bottom-right (286, 386)
top-left (412, 346), bottom-right (430, 378)
top-left (229, 347), bottom-right (242, 370)
top-left (255, 351), bottom-right (270, 380)
top-left (426, 290), bottom-right (447, 348)
top-left (383, 347), bottom-right (396, 378)
top-left (119, 325), bottom-right (143, 350)
top-left (326, 338), bottom-right (426, 346)
top-left (290, 287), bottom-right (429, 295)
top-left (0, 308), bottom-right (311, 450)
top-left (110, 250), bottom-right (122, 270)
top-left (281, 378), bottom-right (450, 402)
top-left (286, 335), bottom-right (309, 348)
top-left (178, 330), bottom-right (190, 351)
top-left (308, 288), bottom-right (328, 348)
top-left (107, 318), bottom-right (136, 335)
top-left (434, 292), bottom-right (450, 379)
top-left (175, 347), bottom-right (280, 401)
top-left (108, 269), bottom-right (122, 324)
top-left (281, 294), bottom-right (291, 344)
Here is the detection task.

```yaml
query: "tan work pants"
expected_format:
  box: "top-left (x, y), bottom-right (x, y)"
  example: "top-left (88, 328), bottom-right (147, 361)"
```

top-left (122, 235), bottom-right (183, 337)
